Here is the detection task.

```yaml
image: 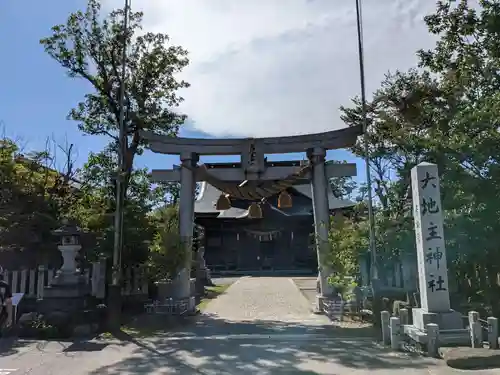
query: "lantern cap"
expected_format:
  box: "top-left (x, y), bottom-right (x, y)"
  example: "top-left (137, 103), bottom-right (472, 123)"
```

top-left (52, 219), bottom-right (82, 238)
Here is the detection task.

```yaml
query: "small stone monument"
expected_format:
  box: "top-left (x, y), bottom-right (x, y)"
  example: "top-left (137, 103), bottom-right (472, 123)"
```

top-left (405, 162), bottom-right (465, 344)
top-left (40, 220), bottom-right (90, 313)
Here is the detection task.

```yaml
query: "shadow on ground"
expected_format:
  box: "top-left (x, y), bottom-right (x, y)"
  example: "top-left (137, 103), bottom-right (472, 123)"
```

top-left (0, 336), bottom-right (34, 357)
top-left (89, 314), bottom-right (439, 375)
top-left (0, 335), bottom-right (121, 359)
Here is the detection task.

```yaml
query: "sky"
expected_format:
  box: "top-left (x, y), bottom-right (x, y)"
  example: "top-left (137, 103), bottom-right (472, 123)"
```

top-left (0, 0), bottom-right (440, 182)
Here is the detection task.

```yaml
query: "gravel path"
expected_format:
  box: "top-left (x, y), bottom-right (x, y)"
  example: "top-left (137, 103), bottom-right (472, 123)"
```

top-left (204, 276), bottom-right (330, 325)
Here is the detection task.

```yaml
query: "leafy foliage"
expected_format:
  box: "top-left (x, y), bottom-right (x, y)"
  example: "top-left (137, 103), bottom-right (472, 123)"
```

top-left (333, 0), bottom-right (500, 315)
top-left (72, 145), bottom-right (168, 263)
top-left (147, 205), bottom-right (186, 281)
top-left (0, 138), bottom-right (76, 264)
top-left (36, 0), bottom-right (191, 270)
top-left (40, 0), bottom-right (189, 185)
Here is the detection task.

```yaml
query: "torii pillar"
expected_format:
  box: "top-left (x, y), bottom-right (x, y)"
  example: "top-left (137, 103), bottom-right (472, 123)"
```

top-left (308, 147), bottom-right (335, 310)
top-left (176, 151), bottom-right (198, 310)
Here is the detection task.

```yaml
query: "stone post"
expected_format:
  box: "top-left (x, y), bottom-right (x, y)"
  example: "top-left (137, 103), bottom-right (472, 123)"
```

top-left (487, 317), bottom-right (498, 349)
top-left (308, 147), bottom-right (334, 308)
top-left (469, 311), bottom-right (482, 348)
top-left (399, 308), bottom-right (409, 326)
top-left (381, 310), bottom-right (391, 345)
top-left (410, 162), bottom-right (462, 331)
top-left (427, 323), bottom-right (440, 357)
top-left (390, 316), bottom-right (401, 350)
top-left (92, 256), bottom-right (107, 300)
top-left (59, 244), bottom-right (81, 276)
top-left (36, 265), bottom-right (45, 300)
top-left (177, 152), bottom-right (198, 309)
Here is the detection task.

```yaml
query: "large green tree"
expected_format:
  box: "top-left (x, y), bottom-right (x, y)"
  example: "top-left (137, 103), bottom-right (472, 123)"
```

top-left (337, 0), bottom-right (500, 314)
top-left (417, 0), bottom-right (500, 309)
top-left (40, 0), bottom-right (189, 188)
top-left (40, 0), bottom-right (190, 265)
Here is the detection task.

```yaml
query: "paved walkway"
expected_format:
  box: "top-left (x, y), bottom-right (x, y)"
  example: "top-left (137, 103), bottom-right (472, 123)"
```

top-left (0, 277), bottom-right (497, 374)
top-left (204, 276), bottom-right (329, 324)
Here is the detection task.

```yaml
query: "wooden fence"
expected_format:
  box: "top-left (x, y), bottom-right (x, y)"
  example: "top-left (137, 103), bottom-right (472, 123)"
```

top-left (1, 261), bottom-right (148, 300)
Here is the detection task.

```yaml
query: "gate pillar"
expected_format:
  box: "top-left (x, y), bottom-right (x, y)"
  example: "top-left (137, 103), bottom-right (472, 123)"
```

top-left (177, 151), bottom-right (199, 300)
top-left (308, 147), bottom-right (334, 302)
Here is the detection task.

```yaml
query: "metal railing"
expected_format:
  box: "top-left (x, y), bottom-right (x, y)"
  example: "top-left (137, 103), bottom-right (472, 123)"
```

top-left (144, 298), bottom-right (190, 316)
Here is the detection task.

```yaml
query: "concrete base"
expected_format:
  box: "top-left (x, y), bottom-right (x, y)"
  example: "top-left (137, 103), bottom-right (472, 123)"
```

top-left (403, 308), bottom-right (468, 347)
top-left (156, 278), bottom-right (196, 301)
top-left (44, 277), bottom-right (90, 299)
top-left (412, 308), bottom-right (464, 330)
top-left (404, 324), bottom-right (470, 346)
top-left (50, 271), bottom-right (85, 287)
top-left (39, 275), bottom-right (91, 315)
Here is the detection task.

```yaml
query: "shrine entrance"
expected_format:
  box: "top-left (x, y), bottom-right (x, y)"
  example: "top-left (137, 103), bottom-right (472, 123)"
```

top-left (141, 125), bottom-right (362, 312)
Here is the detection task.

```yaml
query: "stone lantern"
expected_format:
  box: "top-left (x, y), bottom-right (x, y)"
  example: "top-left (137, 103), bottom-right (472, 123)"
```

top-left (51, 219), bottom-right (82, 285)
top-left (39, 220), bottom-right (89, 322)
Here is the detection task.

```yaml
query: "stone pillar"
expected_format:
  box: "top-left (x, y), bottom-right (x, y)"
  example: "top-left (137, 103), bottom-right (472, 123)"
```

top-left (390, 316), bottom-right (401, 350)
top-left (381, 310), bottom-right (391, 345)
top-left (59, 244), bottom-right (80, 274)
top-left (399, 308), bottom-right (409, 326)
top-left (488, 317), bottom-right (498, 349)
top-left (177, 151), bottom-right (198, 302)
top-left (469, 311), bottom-right (482, 348)
top-left (308, 147), bottom-right (334, 302)
top-left (427, 323), bottom-right (440, 357)
top-left (410, 162), bottom-right (462, 331)
top-left (53, 243), bottom-right (82, 285)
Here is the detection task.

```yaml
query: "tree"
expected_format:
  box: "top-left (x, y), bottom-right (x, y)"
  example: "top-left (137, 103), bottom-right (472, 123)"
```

top-left (72, 145), bottom-right (167, 264)
top-left (327, 160), bottom-right (357, 201)
top-left (0, 136), bottom-right (77, 266)
top-left (147, 205), bottom-right (185, 281)
top-left (336, 0), bottom-right (500, 315)
top-left (417, 0), bottom-right (500, 312)
top-left (40, 0), bottom-right (189, 191)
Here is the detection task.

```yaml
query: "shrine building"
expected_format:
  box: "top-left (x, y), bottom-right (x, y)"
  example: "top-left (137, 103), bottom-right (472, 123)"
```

top-left (194, 161), bottom-right (355, 274)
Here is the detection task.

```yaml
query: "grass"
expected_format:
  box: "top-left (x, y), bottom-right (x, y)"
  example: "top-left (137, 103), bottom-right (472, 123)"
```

top-left (197, 284), bottom-right (231, 311)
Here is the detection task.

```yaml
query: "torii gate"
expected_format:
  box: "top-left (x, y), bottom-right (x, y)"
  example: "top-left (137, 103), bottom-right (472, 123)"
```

top-left (141, 125), bottom-right (362, 312)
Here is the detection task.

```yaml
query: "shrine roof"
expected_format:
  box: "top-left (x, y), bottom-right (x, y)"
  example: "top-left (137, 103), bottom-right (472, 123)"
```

top-left (195, 181), bottom-right (355, 218)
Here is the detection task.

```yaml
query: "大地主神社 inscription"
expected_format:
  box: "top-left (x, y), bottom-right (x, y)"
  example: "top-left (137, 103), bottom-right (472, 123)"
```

top-left (411, 162), bottom-right (451, 313)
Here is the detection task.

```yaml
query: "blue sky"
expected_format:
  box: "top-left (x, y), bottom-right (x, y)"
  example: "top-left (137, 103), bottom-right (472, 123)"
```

top-left (1, 0), bottom-right (437, 185)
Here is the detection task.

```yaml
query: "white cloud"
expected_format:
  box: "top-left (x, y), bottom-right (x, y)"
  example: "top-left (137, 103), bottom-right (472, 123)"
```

top-left (103, 0), bottom-right (438, 137)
